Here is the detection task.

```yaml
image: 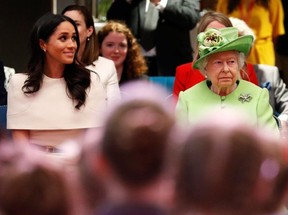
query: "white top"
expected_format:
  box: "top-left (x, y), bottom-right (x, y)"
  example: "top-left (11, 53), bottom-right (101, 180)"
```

top-left (7, 72), bottom-right (106, 130)
top-left (86, 56), bottom-right (121, 107)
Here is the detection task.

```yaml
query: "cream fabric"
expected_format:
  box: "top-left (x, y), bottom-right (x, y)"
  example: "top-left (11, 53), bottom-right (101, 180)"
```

top-left (7, 72), bottom-right (106, 130)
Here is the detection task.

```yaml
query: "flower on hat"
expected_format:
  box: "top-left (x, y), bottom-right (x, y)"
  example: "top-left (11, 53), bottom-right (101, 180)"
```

top-left (198, 28), bottom-right (227, 56)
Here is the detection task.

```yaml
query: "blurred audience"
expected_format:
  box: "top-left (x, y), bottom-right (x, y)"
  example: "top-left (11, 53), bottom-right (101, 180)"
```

top-left (0, 144), bottom-right (76, 215)
top-left (78, 80), bottom-right (178, 215)
top-left (173, 111), bottom-right (288, 215)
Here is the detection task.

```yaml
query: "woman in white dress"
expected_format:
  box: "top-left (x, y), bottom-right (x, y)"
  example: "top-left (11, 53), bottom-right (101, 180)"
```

top-left (7, 13), bottom-right (107, 164)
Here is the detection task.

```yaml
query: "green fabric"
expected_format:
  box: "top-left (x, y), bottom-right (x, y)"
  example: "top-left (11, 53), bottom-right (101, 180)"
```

top-left (176, 80), bottom-right (279, 134)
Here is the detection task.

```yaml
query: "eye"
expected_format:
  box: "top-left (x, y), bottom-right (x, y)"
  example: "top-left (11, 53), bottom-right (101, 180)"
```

top-left (228, 60), bottom-right (236, 65)
top-left (59, 35), bottom-right (67, 41)
top-left (119, 43), bottom-right (127, 49)
top-left (72, 35), bottom-right (77, 41)
top-left (213, 60), bottom-right (222, 65)
top-left (106, 43), bottom-right (114, 48)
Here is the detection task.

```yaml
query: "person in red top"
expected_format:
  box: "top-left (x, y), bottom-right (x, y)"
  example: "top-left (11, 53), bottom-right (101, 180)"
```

top-left (173, 11), bottom-right (258, 97)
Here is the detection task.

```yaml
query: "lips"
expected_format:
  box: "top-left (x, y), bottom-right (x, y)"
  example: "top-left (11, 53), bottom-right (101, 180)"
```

top-left (64, 52), bottom-right (75, 57)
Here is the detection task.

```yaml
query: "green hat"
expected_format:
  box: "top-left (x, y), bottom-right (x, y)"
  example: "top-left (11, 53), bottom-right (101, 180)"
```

top-left (193, 27), bottom-right (254, 69)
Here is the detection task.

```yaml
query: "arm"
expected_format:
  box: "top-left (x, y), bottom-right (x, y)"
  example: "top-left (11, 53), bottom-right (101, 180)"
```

top-left (175, 91), bottom-right (189, 123)
top-left (173, 65), bottom-right (188, 97)
top-left (273, 68), bottom-right (288, 126)
top-left (106, 65), bottom-right (121, 106)
top-left (11, 130), bottom-right (30, 145)
top-left (257, 88), bottom-right (280, 136)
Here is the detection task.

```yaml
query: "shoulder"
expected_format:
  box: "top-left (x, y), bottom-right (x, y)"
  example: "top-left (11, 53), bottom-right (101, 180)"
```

top-left (95, 56), bottom-right (115, 67)
top-left (87, 57), bottom-right (116, 76)
top-left (9, 73), bottom-right (27, 87)
top-left (180, 81), bottom-right (207, 97)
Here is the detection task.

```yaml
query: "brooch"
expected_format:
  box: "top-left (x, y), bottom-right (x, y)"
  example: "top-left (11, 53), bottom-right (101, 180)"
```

top-left (238, 94), bottom-right (252, 103)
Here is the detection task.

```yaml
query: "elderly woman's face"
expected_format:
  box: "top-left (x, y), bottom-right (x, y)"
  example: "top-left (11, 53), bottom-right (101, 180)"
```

top-left (205, 51), bottom-right (240, 89)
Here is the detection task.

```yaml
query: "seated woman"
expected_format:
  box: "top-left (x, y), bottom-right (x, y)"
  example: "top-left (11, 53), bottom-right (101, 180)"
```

top-left (176, 27), bottom-right (279, 133)
top-left (97, 21), bottom-right (148, 86)
top-left (173, 11), bottom-right (258, 98)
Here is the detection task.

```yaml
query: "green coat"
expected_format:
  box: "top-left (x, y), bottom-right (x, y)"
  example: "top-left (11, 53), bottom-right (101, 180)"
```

top-left (176, 80), bottom-right (279, 133)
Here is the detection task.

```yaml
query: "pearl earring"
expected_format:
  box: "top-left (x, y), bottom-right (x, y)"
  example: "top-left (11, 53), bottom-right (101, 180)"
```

top-left (87, 37), bottom-right (90, 41)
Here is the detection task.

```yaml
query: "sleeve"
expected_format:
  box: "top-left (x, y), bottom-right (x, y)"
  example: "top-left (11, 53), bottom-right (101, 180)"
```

top-left (246, 63), bottom-right (259, 86)
top-left (257, 88), bottom-right (280, 135)
top-left (161, 0), bottom-right (201, 30)
top-left (269, 0), bottom-right (285, 38)
top-left (175, 91), bottom-right (189, 123)
top-left (105, 63), bottom-right (121, 106)
top-left (173, 66), bottom-right (187, 97)
top-left (273, 67), bottom-right (288, 123)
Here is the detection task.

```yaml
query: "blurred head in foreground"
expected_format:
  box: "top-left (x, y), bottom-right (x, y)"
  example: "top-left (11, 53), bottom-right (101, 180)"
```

top-left (174, 112), bottom-right (288, 215)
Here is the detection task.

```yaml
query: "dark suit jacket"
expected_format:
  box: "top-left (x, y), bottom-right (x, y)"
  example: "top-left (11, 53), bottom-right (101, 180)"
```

top-left (107, 0), bottom-right (200, 76)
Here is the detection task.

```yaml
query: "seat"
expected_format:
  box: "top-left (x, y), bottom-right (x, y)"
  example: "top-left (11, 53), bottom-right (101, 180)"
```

top-left (149, 76), bottom-right (175, 94)
top-left (0, 105), bottom-right (7, 129)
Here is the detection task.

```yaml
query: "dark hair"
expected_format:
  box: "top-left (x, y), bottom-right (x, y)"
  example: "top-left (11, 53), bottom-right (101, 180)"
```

top-left (61, 4), bottom-right (99, 65)
top-left (227, 0), bottom-right (269, 14)
top-left (23, 12), bottom-right (91, 109)
top-left (101, 100), bottom-right (174, 187)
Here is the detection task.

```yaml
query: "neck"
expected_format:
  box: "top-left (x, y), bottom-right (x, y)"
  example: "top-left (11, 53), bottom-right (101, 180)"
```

top-left (210, 83), bottom-right (237, 96)
top-left (43, 62), bottom-right (65, 78)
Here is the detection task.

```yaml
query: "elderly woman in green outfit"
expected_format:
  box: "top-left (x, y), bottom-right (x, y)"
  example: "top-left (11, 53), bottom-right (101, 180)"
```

top-left (176, 27), bottom-right (279, 134)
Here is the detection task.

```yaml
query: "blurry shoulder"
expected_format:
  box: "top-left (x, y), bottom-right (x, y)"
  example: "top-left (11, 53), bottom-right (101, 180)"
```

top-left (94, 56), bottom-right (115, 68)
top-left (239, 80), bottom-right (262, 91)
top-left (87, 57), bottom-right (116, 76)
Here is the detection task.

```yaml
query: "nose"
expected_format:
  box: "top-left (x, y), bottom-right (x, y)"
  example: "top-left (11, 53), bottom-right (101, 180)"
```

top-left (67, 39), bottom-right (77, 49)
top-left (113, 46), bottom-right (120, 53)
top-left (222, 62), bottom-right (230, 73)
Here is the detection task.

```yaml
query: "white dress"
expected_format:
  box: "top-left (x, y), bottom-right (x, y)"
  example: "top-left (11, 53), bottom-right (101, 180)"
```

top-left (7, 72), bottom-right (106, 148)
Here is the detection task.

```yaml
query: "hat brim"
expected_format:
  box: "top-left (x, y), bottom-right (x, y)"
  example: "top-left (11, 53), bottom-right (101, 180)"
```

top-left (193, 35), bottom-right (254, 69)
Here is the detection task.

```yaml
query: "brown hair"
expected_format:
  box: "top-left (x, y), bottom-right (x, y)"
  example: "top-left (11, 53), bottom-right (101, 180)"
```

top-left (174, 124), bottom-right (287, 214)
top-left (0, 145), bottom-right (72, 215)
top-left (97, 21), bottom-right (147, 84)
top-left (100, 100), bottom-right (174, 187)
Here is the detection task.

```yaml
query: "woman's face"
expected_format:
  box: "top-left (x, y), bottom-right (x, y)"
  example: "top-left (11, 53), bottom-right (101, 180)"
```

top-left (40, 21), bottom-right (77, 66)
top-left (100, 31), bottom-right (128, 68)
top-left (205, 51), bottom-right (240, 89)
top-left (64, 10), bottom-right (92, 48)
